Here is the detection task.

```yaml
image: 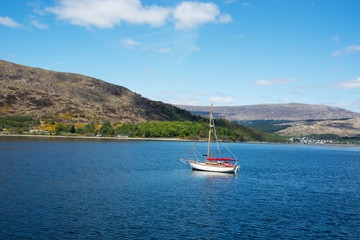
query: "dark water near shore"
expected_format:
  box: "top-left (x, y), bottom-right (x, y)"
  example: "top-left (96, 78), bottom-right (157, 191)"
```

top-left (0, 137), bottom-right (360, 239)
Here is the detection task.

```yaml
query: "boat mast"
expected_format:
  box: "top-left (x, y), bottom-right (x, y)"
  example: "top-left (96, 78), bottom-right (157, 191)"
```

top-left (207, 104), bottom-right (213, 160)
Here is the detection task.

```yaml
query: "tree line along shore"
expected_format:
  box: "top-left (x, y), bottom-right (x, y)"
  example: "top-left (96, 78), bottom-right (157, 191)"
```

top-left (0, 115), bottom-right (287, 143)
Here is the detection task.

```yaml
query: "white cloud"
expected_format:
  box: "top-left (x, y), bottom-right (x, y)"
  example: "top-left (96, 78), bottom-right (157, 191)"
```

top-left (45, 0), bottom-right (231, 30)
top-left (218, 14), bottom-right (232, 23)
top-left (331, 100), bottom-right (360, 111)
top-left (224, 0), bottom-right (237, 4)
top-left (254, 78), bottom-right (297, 86)
top-left (157, 47), bottom-right (172, 53)
top-left (159, 92), bottom-right (200, 105)
top-left (209, 96), bottom-right (235, 104)
top-left (173, 2), bottom-right (232, 29)
top-left (332, 45), bottom-right (360, 57)
top-left (46, 0), bottom-right (171, 28)
top-left (254, 79), bottom-right (273, 86)
top-left (332, 77), bottom-right (360, 90)
top-left (240, 2), bottom-right (251, 7)
top-left (0, 16), bottom-right (22, 28)
top-left (31, 19), bottom-right (49, 29)
top-left (121, 37), bottom-right (142, 49)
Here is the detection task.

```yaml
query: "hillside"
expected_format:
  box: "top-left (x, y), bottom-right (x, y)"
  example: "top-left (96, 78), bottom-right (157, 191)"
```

top-left (177, 104), bottom-right (360, 140)
top-left (0, 60), bottom-right (197, 124)
top-left (177, 103), bottom-right (360, 121)
top-left (277, 119), bottom-right (360, 138)
top-left (0, 60), bottom-right (289, 142)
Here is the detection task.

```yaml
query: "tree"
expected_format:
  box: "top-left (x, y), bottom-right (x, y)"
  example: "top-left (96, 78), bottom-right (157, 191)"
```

top-left (55, 125), bottom-right (64, 135)
top-left (98, 122), bottom-right (115, 136)
top-left (67, 125), bottom-right (76, 133)
top-left (85, 123), bottom-right (95, 134)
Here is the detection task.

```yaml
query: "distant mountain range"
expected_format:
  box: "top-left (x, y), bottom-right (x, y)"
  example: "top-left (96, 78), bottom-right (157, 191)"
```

top-left (0, 60), bottom-right (197, 123)
top-left (176, 104), bottom-right (360, 138)
top-left (176, 103), bottom-right (360, 121)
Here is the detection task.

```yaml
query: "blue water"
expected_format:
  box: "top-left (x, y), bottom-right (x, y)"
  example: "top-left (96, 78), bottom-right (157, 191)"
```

top-left (0, 137), bottom-right (359, 239)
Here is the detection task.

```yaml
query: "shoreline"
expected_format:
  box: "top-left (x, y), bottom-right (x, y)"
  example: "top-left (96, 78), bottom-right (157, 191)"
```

top-left (0, 133), bottom-right (276, 143)
top-left (0, 133), bottom-right (193, 142)
top-left (0, 133), bottom-right (358, 146)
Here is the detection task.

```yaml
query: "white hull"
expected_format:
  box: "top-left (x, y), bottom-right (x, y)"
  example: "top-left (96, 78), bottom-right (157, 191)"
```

top-left (189, 161), bottom-right (239, 174)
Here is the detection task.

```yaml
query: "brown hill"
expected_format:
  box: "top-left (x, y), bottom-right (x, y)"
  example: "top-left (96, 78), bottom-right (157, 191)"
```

top-left (177, 103), bottom-right (360, 121)
top-left (0, 60), bottom-right (196, 123)
top-left (277, 119), bottom-right (360, 138)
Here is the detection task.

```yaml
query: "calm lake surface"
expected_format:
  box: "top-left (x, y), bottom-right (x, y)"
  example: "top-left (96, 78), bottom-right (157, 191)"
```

top-left (0, 137), bottom-right (359, 239)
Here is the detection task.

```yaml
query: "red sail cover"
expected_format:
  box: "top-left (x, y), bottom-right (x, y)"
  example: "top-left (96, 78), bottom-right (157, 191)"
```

top-left (207, 157), bottom-right (237, 161)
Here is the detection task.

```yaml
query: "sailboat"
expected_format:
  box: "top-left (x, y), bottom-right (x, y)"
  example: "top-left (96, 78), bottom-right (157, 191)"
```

top-left (180, 105), bottom-right (240, 174)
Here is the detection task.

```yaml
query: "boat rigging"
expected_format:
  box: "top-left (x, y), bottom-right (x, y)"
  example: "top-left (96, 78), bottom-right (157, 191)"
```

top-left (180, 104), bottom-right (239, 174)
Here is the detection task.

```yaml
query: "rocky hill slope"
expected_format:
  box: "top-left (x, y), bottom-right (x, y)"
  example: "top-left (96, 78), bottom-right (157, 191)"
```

top-left (0, 60), bottom-right (196, 124)
top-left (177, 103), bottom-right (360, 121)
top-left (277, 119), bottom-right (360, 138)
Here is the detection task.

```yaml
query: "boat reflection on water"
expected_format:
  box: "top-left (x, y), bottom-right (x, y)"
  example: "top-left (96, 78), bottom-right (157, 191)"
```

top-left (189, 169), bottom-right (239, 178)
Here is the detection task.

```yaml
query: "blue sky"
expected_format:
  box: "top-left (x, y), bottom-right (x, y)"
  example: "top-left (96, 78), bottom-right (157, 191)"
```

top-left (1, 0), bottom-right (360, 111)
